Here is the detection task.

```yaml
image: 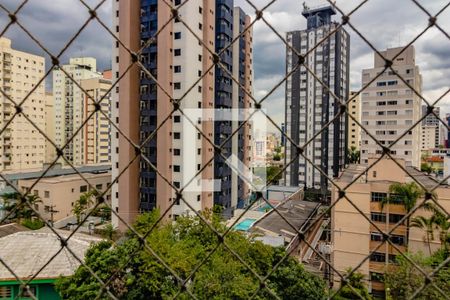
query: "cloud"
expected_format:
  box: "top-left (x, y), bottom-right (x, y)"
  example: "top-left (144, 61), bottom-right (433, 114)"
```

top-left (1, 0), bottom-right (449, 122)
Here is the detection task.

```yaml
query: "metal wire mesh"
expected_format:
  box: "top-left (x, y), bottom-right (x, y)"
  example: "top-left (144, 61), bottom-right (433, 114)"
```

top-left (0, 0), bottom-right (449, 299)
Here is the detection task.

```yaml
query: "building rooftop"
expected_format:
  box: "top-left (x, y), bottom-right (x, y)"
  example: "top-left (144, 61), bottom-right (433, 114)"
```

top-left (253, 199), bottom-right (320, 238)
top-left (336, 163), bottom-right (447, 190)
top-left (0, 228), bottom-right (102, 281)
top-left (1, 164), bottom-right (111, 182)
top-left (0, 223), bottom-right (29, 238)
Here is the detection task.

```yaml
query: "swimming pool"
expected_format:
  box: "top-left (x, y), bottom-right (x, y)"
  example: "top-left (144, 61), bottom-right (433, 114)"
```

top-left (257, 204), bottom-right (272, 212)
top-left (234, 218), bottom-right (257, 231)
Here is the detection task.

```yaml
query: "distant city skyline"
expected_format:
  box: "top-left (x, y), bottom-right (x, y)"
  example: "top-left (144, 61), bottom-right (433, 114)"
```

top-left (1, 0), bottom-right (450, 126)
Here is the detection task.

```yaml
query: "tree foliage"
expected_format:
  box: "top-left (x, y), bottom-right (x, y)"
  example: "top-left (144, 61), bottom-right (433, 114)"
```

top-left (384, 250), bottom-right (450, 300)
top-left (347, 146), bottom-right (360, 164)
top-left (334, 268), bottom-right (372, 300)
top-left (3, 192), bottom-right (42, 226)
top-left (420, 163), bottom-right (433, 175)
top-left (55, 210), bottom-right (326, 299)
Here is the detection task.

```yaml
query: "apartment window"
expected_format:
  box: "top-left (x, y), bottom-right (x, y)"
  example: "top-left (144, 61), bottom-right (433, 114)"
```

top-left (199, 6), bottom-right (203, 14)
top-left (174, 0), bottom-right (181, 5)
top-left (174, 32), bottom-right (181, 39)
top-left (44, 191), bottom-right (50, 198)
top-left (371, 213), bottom-right (386, 224)
top-left (391, 234), bottom-right (405, 246)
top-left (376, 81), bottom-right (386, 86)
top-left (173, 165), bottom-right (180, 172)
top-left (80, 185), bottom-right (88, 193)
top-left (198, 55), bottom-right (202, 62)
top-left (197, 195), bottom-right (201, 202)
top-left (96, 184), bottom-right (103, 190)
top-left (173, 182), bottom-right (180, 188)
top-left (174, 65), bottom-right (181, 73)
top-left (174, 49), bottom-right (181, 56)
top-left (370, 252), bottom-right (385, 262)
top-left (174, 82), bottom-right (181, 90)
top-left (373, 171), bottom-right (377, 178)
top-left (371, 232), bottom-right (383, 242)
top-left (199, 23), bottom-right (202, 30)
top-left (388, 80), bottom-right (398, 86)
top-left (174, 132), bottom-right (181, 139)
top-left (174, 149), bottom-right (181, 156)
top-left (389, 214), bottom-right (405, 224)
top-left (174, 115), bottom-right (181, 123)
top-left (371, 192), bottom-right (387, 202)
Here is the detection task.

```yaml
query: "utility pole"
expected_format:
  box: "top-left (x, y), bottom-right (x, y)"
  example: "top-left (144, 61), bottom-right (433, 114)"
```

top-left (49, 205), bottom-right (59, 227)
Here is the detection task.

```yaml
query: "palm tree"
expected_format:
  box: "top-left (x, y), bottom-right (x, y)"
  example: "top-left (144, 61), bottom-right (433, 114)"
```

top-left (410, 215), bottom-right (437, 255)
top-left (3, 193), bottom-right (42, 222)
top-left (424, 203), bottom-right (450, 252)
top-left (347, 146), bottom-right (360, 164)
top-left (380, 182), bottom-right (424, 250)
top-left (72, 190), bottom-right (97, 224)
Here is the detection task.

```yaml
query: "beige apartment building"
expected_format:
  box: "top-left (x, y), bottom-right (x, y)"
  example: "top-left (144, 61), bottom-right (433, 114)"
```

top-left (0, 37), bottom-right (47, 171)
top-left (44, 92), bottom-right (56, 163)
top-left (360, 46), bottom-right (422, 168)
top-left (79, 77), bottom-right (111, 165)
top-left (53, 57), bottom-right (105, 166)
top-left (348, 91), bottom-right (361, 150)
top-left (112, 1), bottom-right (253, 228)
top-left (18, 171), bottom-right (111, 222)
top-left (331, 158), bottom-right (450, 297)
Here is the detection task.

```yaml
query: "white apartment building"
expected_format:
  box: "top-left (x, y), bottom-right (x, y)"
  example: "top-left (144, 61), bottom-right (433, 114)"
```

top-left (0, 37), bottom-right (46, 171)
top-left (360, 46), bottom-right (422, 168)
top-left (348, 91), bottom-right (361, 150)
top-left (53, 57), bottom-right (102, 165)
top-left (45, 92), bottom-right (56, 163)
top-left (421, 105), bottom-right (441, 150)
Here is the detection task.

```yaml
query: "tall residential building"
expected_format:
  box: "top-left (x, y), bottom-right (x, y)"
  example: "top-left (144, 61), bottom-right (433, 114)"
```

top-left (53, 57), bottom-right (103, 165)
top-left (331, 158), bottom-right (450, 297)
top-left (347, 91), bottom-right (361, 150)
top-left (79, 77), bottom-right (111, 164)
top-left (216, 4), bottom-right (253, 216)
top-left (284, 5), bottom-right (349, 191)
top-left (0, 37), bottom-right (46, 171)
top-left (360, 46), bottom-right (422, 168)
top-left (44, 92), bottom-right (56, 163)
top-left (421, 105), bottom-right (440, 150)
top-left (112, 1), bottom-right (252, 227)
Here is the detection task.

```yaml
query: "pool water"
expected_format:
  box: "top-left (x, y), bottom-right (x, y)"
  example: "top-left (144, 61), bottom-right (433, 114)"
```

top-left (257, 204), bottom-right (272, 212)
top-left (234, 218), bottom-right (257, 231)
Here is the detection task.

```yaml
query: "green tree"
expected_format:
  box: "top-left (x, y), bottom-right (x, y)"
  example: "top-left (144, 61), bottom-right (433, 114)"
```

top-left (420, 163), bottom-right (433, 175)
top-left (267, 166), bottom-right (283, 184)
top-left (381, 182), bottom-right (424, 249)
top-left (3, 193), bottom-right (42, 224)
top-left (347, 146), bottom-right (360, 164)
top-left (425, 203), bottom-right (450, 252)
top-left (334, 268), bottom-right (372, 300)
top-left (55, 211), bottom-right (326, 299)
top-left (384, 251), bottom-right (450, 299)
top-left (411, 215), bottom-right (437, 255)
top-left (72, 190), bottom-right (98, 224)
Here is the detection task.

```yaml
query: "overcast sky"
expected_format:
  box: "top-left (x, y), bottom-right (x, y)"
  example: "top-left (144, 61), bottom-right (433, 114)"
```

top-left (1, 0), bottom-right (449, 126)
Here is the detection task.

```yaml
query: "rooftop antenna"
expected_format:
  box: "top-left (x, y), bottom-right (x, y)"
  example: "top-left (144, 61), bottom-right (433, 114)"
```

top-left (303, 2), bottom-right (309, 11)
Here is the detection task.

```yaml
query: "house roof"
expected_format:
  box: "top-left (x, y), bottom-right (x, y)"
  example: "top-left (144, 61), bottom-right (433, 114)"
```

top-left (0, 228), bottom-right (102, 281)
top-left (0, 223), bottom-right (29, 238)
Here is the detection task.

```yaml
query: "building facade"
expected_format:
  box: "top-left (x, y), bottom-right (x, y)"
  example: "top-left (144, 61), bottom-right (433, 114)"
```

top-left (284, 5), bottom-right (350, 191)
top-left (360, 46), bottom-right (422, 168)
top-left (44, 92), bottom-right (56, 163)
top-left (331, 158), bottom-right (450, 297)
top-left (53, 58), bottom-right (104, 166)
top-left (0, 37), bottom-right (46, 171)
top-left (112, 1), bottom-right (252, 227)
top-left (347, 91), bottom-right (361, 150)
top-left (421, 105), bottom-right (440, 150)
top-left (79, 77), bottom-right (111, 165)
